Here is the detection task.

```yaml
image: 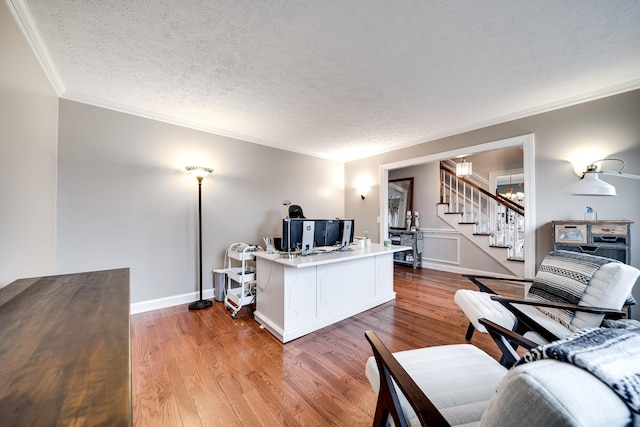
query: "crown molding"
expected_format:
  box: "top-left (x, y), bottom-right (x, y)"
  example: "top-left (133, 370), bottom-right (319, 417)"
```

top-left (61, 89), bottom-right (341, 161)
top-left (7, 0), bottom-right (65, 96)
top-left (374, 80), bottom-right (640, 158)
top-left (60, 80), bottom-right (640, 164)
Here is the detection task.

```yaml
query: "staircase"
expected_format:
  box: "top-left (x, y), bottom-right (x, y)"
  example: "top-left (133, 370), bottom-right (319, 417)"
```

top-left (438, 162), bottom-right (524, 276)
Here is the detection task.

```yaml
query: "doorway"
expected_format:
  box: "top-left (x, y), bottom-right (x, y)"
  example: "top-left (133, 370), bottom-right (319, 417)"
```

top-left (379, 134), bottom-right (535, 278)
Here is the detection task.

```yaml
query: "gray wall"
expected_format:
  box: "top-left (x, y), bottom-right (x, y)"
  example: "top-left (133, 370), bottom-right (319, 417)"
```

top-left (56, 100), bottom-right (344, 305)
top-left (0, 2), bottom-right (58, 287)
top-left (3, 0), bottom-right (639, 315)
top-left (346, 90), bottom-right (640, 316)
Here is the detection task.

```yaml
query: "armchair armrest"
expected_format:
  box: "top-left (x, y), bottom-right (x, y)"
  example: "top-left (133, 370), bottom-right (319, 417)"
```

top-left (364, 331), bottom-right (450, 427)
top-left (490, 295), bottom-right (626, 319)
top-left (462, 274), bottom-right (532, 294)
top-left (478, 318), bottom-right (538, 368)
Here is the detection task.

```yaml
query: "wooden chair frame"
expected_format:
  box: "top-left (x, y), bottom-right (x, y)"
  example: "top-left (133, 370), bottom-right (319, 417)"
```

top-left (364, 320), bottom-right (536, 426)
top-left (365, 330), bottom-right (449, 427)
top-left (462, 274), bottom-right (626, 343)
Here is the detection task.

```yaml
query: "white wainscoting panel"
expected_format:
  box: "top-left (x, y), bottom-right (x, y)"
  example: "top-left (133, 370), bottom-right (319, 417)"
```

top-left (422, 232), bottom-right (460, 265)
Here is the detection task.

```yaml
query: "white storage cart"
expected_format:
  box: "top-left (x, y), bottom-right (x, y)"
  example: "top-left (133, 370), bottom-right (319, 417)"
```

top-left (224, 244), bottom-right (258, 318)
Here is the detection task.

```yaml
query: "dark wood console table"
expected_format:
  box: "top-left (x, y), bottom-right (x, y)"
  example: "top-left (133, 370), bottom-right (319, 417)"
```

top-left (0, 268), bottom-right (131, 426)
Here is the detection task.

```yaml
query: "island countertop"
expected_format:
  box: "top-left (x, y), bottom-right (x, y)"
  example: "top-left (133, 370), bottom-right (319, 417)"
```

top-left (254, 242), bottom-right (410, 268)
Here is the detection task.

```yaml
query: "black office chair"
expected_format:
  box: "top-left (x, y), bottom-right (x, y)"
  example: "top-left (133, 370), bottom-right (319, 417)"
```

top-left (288, 205), bottom-right (305, 218)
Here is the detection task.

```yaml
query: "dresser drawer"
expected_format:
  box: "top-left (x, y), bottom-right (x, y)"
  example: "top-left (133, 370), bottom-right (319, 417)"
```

top-left (592, 234), bottom-right (627, 245)
top-left (591, 225), bottom-right (628, 235)
top-left (591, 225), bottom-right (628, 246)
top-left (556, 245), bottom-right (627, 263)
top-left (554, 224), bottom-right (587, 244)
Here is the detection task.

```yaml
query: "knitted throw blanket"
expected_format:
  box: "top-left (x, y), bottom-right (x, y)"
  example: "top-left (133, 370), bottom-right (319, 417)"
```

top-left (516, 326), bottom-right (640, 417)
top-left (527, 250), bottom-right (617, 331)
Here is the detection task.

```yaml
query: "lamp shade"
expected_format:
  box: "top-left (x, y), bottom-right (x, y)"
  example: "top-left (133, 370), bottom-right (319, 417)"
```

top-left (185, 166), bottom-right (214, 179)
top-left (564, 171), bottom-right (616, 196)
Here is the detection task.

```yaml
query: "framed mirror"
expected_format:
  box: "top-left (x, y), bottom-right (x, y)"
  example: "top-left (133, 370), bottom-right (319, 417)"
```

top-left (388, 177), bottom-right (414, 229)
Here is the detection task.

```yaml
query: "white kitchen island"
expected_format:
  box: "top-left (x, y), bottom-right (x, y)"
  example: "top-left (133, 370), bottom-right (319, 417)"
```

top-left (253, 243), bottom-right (409, 343)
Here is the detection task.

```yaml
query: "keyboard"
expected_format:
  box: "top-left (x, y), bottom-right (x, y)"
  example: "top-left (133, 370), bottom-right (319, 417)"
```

top-left (315, 246), bottom-right (339, 253)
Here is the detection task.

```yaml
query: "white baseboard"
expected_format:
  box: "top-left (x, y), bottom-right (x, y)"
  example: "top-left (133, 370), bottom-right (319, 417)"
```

top-left (421, 260), bottom-right (518, 279)
top-left (131, 261), bottom-right (519, 315)
top-left (131, 288), bottom-right (216, 315)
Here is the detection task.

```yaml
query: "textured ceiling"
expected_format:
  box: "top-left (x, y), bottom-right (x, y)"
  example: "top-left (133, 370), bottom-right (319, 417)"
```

top-left (11, 0), bottom-right (640, 161)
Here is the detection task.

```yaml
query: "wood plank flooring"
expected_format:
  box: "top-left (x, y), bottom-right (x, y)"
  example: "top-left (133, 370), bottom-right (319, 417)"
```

top-left (131, 267), bottom-right (523, 426)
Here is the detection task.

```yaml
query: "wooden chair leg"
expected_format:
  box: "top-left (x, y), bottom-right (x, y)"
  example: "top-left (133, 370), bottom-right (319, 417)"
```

top-left (372, 404), bottom-right (389, 427)
top-left (465, 323), bottom-right (475, 341)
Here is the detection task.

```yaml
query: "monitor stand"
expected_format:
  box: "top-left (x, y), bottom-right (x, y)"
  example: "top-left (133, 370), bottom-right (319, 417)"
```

top-left (301, 221), bottom-right (315, 256)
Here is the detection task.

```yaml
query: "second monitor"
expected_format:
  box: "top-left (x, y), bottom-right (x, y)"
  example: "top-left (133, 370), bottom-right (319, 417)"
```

top-left (282, 218), bottom-right (355, 252)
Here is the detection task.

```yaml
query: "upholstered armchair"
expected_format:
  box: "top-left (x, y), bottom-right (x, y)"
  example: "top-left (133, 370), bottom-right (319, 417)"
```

top-left (364, 322), bottom-right (639, 427)
top-left (454, 250), bottom-right (639, 345)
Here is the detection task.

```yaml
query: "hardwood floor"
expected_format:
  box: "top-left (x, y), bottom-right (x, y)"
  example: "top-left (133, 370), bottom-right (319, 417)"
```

top-left (131, 267), bottom-right (523, 426)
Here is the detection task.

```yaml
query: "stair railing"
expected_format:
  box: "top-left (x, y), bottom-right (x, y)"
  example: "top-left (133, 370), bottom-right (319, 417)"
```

top-left (440, 163), bottom-right (525, 260)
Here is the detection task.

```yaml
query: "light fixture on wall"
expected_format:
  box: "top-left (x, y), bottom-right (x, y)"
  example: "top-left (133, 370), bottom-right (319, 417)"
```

top-left (564, 158), bottom-right (640, 196)
top-left (185, 166), bottom-right (214, 310)
top-left (359, 187), bottom-right (369, 200)
top-left (456, 158), bottom-right (473, 177)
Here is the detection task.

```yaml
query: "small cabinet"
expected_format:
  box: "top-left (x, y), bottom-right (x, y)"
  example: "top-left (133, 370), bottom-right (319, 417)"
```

top-left (389, 230), bottom-right (424, 269)
top-left (552, 220), bottom-right (632, 264)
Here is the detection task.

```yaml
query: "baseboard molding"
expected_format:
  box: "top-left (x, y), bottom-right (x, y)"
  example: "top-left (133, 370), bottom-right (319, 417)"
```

top-left (132, 262), bottom-right (519, 315)
top-left (420, 261), bottom-right (518, 279)
top-left (131, 288), bottom-right (216, 315)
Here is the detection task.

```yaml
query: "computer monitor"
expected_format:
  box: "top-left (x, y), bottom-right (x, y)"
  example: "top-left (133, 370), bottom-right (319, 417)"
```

top-left (339, 219), bottom-right (354, 249)
top-left (282, 218), bottom-right (328, 251)
top-left (282, 218), bottom-right (353, 251)
top-left (282, 218), bottom-right (301, 251)
top-left (324, 219), bottom-right (340, 246)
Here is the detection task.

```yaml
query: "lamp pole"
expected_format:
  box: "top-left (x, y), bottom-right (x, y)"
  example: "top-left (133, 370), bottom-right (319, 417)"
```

top-left (186, 166), bottom-right (214, 310)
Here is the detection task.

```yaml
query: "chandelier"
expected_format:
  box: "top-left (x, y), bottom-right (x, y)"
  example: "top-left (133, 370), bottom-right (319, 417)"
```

top-left (456, 158), bottom-right (472, 177)
top-left (500, 175), bottom-right (524, 204)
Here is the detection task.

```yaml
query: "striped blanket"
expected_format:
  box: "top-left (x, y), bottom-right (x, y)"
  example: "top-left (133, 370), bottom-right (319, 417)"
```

top-left (527, 250), bottom-right (617, 331)
top-left (516, 326), bottom-right (640, 419)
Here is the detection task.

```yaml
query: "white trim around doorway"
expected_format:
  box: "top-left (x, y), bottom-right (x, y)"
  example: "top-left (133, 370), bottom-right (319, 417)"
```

top-left (379, 134), bottom-right (536, 279)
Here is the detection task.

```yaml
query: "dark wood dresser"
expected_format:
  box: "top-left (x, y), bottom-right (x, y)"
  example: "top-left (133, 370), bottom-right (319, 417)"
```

top-left (0, 268), bottom-right (131, 426)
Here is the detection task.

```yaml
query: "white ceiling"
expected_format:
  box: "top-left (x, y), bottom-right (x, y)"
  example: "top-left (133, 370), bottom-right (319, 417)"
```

top-left (10, 0), bottom-right (640, 161)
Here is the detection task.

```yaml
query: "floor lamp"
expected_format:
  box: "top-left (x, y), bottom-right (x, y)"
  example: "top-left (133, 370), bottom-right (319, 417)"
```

top-left (186, 166), bottom-right (214, 310)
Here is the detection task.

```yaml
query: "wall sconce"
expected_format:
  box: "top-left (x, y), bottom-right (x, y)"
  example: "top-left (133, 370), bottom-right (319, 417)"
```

top-left (359, 187), bottom-right (369, 200)
top-left (355, 174), bottom-right (372, 200)
top-left (456, 158), bottom-right (473, 177)
top-left (565, 158), bottom-right (640, 196)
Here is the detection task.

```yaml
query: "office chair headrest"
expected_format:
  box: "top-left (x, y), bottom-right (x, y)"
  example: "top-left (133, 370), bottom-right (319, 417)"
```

top-left (288, 205), bottom-right (305, 218)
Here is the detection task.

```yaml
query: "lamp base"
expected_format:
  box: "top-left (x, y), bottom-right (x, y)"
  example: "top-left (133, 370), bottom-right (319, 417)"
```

top-left (188, 299), bottom-right (213, 310)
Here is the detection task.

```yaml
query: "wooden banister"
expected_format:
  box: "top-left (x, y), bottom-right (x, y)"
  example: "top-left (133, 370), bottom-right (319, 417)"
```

top-left (440, 163), bottom-right (524, 215)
